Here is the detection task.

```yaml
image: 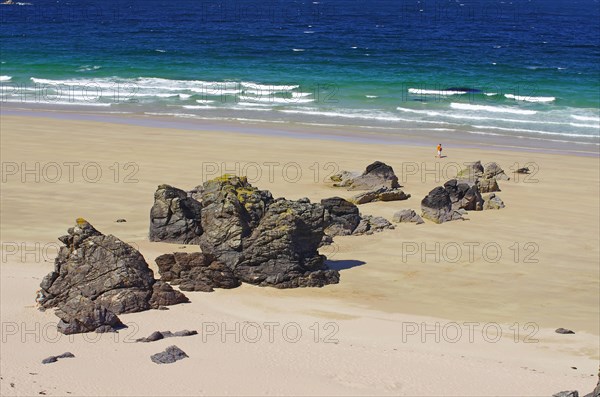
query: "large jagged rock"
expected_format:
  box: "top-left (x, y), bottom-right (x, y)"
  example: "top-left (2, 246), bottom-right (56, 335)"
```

top-left (149, 184), bottom-right (203, 244)
top-left (331, 161), bottom-right (400, 191)
top-left (151, 345), bottom-right (188, 364)
top-left (155, 252), bottom-right (240, 292)
top-left (421, 187), bottom-right (464, 224)
top-left (199, 175), bottom-right (274, 267)
top-left (321, 197), bottom-right (361, 236)
top-left (233, 197), bottom-right (338, 288)
top-left (39, 219), bottom-right (189, 334)
top-left (349, 187), bottom-right (410, 205)
top-left (193, 176), bottom-right (339, 288)
top-left (444, 179), bottom-right (484, 211)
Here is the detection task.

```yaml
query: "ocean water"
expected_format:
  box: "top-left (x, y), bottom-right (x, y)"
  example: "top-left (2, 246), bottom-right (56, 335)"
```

top-left (1, 0), bottom-right (599, 146)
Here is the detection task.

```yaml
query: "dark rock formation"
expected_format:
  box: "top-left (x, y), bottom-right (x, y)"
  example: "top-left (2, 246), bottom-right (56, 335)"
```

top-left (516, 167), bottom-right (530, 174)
top-left (350, 187), bottom-right (410, 205)
top-left (483, 162), bottom-right (510, 180)
top-left (39, 219), bottom-right (189, 334)
top-left (321, 197), bottom-right (394, 237)
top-left (41, 352), bottom-right (75, 364)
top-left (483, 193), bottom-right (505, 210)
top-left (331, 161), bottom-right (401, 191)
top-left (392, 209), bottom-right (424, 224)
top-left (149, 184), bottom-right (203, 244)
top-left (444, 179), bottom-right (483, 211)
top-left (155, 252), bottom-right (240, 292)
top-left (590, 371), bottom-right (600, 397)
top-left (421, 187), bottom-right (464, 224)
top-left (179, 176), bottom-right (340, 289)
top-left (555, 328), bottom-right (575, 334)
top-left (321, 197), bottom-right (361, 236)
top-left (136, 330), bottom-right (198, 343)
top-left (150, 345), bottom-right (188, 364)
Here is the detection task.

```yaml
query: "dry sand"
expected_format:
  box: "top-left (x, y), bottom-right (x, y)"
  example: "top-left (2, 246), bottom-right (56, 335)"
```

top-left (1, 114), bottom-right (598, 396)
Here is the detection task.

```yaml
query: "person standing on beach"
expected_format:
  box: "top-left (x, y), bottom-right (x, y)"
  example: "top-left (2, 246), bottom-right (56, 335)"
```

top-left (436, 143), bottom-right (442, 158)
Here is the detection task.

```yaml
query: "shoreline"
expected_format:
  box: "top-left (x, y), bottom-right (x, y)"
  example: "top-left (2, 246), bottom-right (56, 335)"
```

top-left (2, 106), bottom-right (599, 157)
top-left (1, 113), bottom-right (598, 395)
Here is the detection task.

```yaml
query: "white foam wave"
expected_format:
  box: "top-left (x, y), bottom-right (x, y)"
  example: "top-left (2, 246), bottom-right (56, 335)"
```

top-left (571, 115), bottom-right (600, 122)
top-left (238, 96), bottom-right (313, 104)
top-left (292, 92), bottom-right (312, 98)
top-left (76, 65), bottom-right (101, 72)
top-left (473, 125), bottom-right (595, 138)
top-left (241, 82), bottom-right (299, 91)
top-left (196, 99), bottom-right (215, 104)
top-left (409, 88), bottom-right (467, 96)
top-left (182, 105), bottom-right (218, 110)
top-left (366, 95), bottom-right (378, 98)
top-left (570, 123), bottom-right (600, 129)
top-left (450, 102), bottom-right (537, 115)
top-left (0, 76), bottom-right (11, 82)
top-left (505, 94), bottom-right (555, 103)
top-left (292, 49), bottom-right (305, 52)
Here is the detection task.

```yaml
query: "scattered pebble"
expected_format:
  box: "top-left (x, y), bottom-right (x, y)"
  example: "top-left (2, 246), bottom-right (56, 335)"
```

top-left (115, 219), bottom-right (127, 223)
top-left (137, 330), bottom-right (197, 343)
top-left (555, 328), bottom-right (575, 334)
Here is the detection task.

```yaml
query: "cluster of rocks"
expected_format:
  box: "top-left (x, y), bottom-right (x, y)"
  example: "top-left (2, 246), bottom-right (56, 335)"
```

top-left (38, 219), bottom-right (189, 334)
top-left (331, 161), bottom-right (411, 205)
top-left (150, 175), bottom-right (340, 289)
top-left (420, 161), bottom-right (507, 223)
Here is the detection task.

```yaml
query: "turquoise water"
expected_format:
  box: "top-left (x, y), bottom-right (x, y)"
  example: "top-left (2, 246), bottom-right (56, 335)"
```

top-left (1, 0), bottom-right (599, 145)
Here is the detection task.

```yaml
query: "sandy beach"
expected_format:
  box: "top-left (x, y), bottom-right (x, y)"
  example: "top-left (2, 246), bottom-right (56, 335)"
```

top-left (1, 113), bottom-right (599, 396)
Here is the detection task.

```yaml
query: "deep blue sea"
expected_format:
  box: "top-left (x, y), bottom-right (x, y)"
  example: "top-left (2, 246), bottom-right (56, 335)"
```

top-left (1, 0), bottom-right (599, 145)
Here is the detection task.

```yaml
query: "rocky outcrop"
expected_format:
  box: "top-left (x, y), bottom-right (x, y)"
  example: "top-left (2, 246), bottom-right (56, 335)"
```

top-left (185, 176), bottom-right (340, 289)
top-left (350, 187), bottom-right (410, 205)
top-left (155, 252), bottom-right (240, 292)
top-left (151, 345), bottom-right (188, 364)
top-left (39, 219), bottom-right (189, 334)
top-left (483, 193), bottom-right (505, 210)
top-left (483, 162), bottom-right (510, 180)
top-left (149, 184), bottom-right (203, 244)
top-left (392, 209), bottom-right (424, 224)
top-left (444, 179), bottom-right (483, 211)
top-left (421, 187), bottom-right (464, 224)
top-left (331, 161), bottom-right (401, 190)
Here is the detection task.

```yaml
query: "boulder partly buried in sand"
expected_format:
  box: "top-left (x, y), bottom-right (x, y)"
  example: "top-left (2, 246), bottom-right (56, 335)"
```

top-left (150, 345), bottom-right (188, 364)
top-left (392, 209), bottom-right (424, 224)
top-left (349, 187), bottom-right (410, 205)
top-left (331, 161), bottom-right (400, 191)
